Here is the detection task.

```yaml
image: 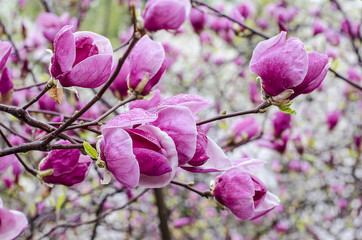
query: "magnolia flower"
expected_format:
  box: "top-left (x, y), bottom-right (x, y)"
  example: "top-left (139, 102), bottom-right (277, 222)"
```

top-left (0, 68), bottom-right (13, 105)
top-left (50, 25), bottom-right (113, 88)
top-left (271, 111), bottom-right (291, 138)
top-left (326, 110), bottom-right (342, 131)
top-left (36, 12), bottom-right (77, 42)
top-left (142, 0), bottom-right (191, 31)
top-left (39, 140), bottom-right (92, 186)
top-left (190, 8), bottom-right (207, 33)
top-left (0, 198), bottom-right (28, 240)
top-left (100, 107), bottom-right (184, 188)
top-left (0, 41), bottom-right (12, 72)
top-left (36, 12), bottom-right (77, 43)
top-left (213, 158), bottom-right (280, 220)
top-left (229, 116), bottom-right (260, 142)
top-left (250, 31), bottom-right (329, 101)
top-left (128, 35), bottom-right (166, 95)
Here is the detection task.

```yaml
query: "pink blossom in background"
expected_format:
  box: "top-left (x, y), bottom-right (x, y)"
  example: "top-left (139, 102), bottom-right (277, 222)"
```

top-left (128, 35), bottom-right (166, 95)
top-left (0, 198), bottom-right (28, 240)
top-left (312, 19), bottom-right (325, 36)
top-left (271, 111), bottom-right (291, 138)
top-left (326, 110), bottom-right (342, 131)
top-left (142, 0), bottom-right (191, 32)
top-left (50, 25), bottom-right (113, 88)
top-left (190, 7), bottom-right (207, 33)
top-left (237, 1), bottom-right (255, 19)
top-left (36, 12), bottom-right (77, 43)
top-left (230, 116), bottom-right (260, 142)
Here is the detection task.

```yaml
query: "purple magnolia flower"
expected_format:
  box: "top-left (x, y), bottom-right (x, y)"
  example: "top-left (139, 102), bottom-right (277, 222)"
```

top-left (313, 19), bottom-right (325, 36)
top-left (128, 35), bottom-right (166, 96)
top-left (326, 110), bottom-right (342, 131)
top-left (229, 116), bottom-right (260, 142)
top-left (0, 68), bottom-right (14, 105)
top-left (236, 1), bottom-right (255, 19)
top-left (250, 31), bottom-right (329, 100)
top-left (36, 12), bottom-right (77, 43)
top-left (39, 140), bottom-right (92, 186)
top-left (0, 41), bottom-right (12, 72)
top-left (129, 90), bottom-right (164, 111)
top-left (190, 8), bottom-right (207, 33)
top-left (50, 25), bottom-right (113, 88)
top-left (142, 0), bottom-right (191, 32)
top-left (109, 60), bottom-right (130, 99)
top-left (100, 107), bottom-right (185, 188)
top-left (0, 198), bottom-right (28, 239)
top-left (213, 158), bottom-right (280, 220)
top-left (271, 111), bottom-right (291, 138)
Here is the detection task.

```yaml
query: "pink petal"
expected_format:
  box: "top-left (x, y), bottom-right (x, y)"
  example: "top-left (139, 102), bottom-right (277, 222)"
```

top-left (0, 207), bottom-right (28, 239)
top-left (103, 108), bottom-right (158, 130)
top-left (0, 41), bottom-right (12, 72)
top-left (129, 90), bottom-right (164, 111)
top-left (59, 54), bottom-right (113, 87)
top-left (251, 191), bottom-right (280, 219)
top-left (137, 125), bottom-right (178, 188)
top-left (152, 106), bottom-right (197, 165)
top-left (52, 25), bottom-right (76, 74)
top-left (102, 128), bottom-right (140, 188)
top-left (129, 35), bottom-right (165, 88)
top-left (233, 158), bottom-right (267, 173)
top-left (159, 94), bottom-right (212, 115)
top-left (290, 52), bottom-right (330, 99)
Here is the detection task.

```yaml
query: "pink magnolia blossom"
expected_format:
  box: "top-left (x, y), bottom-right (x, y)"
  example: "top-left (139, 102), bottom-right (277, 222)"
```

top-left (190, 8), bottom-right (207, 33)
top-left (237, 1), bottom-right (255, 19)
top-left (213, 159), bottom-right (280, 220)
top-left (100, 107), bottom-right (183, 188)
top-left (0, 198), bottom-right (28, 239)
top-left (313, 19), bottom-right (325, 36)
top-left (229, 116), bottom-right (260, 142)
top-left (271, 111), bottom-right (291, 138)
top-left (39, 140), bottom-right (92, 186)
top-left (50, 25), bottom-right (113, 88)
top-left (129, 90), bottom-right (164, 111)
top-left (128, 35), bottom-right (166, 95)
top-left (0, 41), bottom-right (12, 72)
top-left (142, 0), bottom-right (191, 31)
top-left (250, 31), bottom-right (329, 99)
top-left (0, 68), bottom-right (13, 104)
top-left (36, 12), bottom-right (77, 43)
top-left (326, 110), bottom-right (342, 131)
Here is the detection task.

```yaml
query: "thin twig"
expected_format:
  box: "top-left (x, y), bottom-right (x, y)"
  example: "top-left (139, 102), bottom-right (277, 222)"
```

top-left (170, 180), bottom-right (212, 198)
top-left (22, 83), bottom-right (53, 110)
top-left (197, 100), bottom-right (271, 126)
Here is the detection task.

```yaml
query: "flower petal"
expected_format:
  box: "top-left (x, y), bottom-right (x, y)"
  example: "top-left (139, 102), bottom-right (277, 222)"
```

top-left (152, 106), bottom-right (197, 165)
top-left (159, 94), bottom-right (212, 115)
top-left (103, 108), bottom-right (158, 130)
top-left (137, 125), bottom-right (178, 188)
top-left (52, 25), bottom-right (76, 74)
top-left (102, 128), bottom-right (140, 188)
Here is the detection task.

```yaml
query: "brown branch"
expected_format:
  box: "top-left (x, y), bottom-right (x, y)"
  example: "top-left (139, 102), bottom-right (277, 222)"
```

top-left (196, 100), bottom-right (271, 126)
top-left (65, 93), bottom-right (138, 131)
top-left (22, 83), bottom-right (53, 110)
top-left (329, 68), bottom-right (362, 91)
top-left (14, 82), bottom-right (47, 91)
top-left (170, 180), bottom-right (212, 198)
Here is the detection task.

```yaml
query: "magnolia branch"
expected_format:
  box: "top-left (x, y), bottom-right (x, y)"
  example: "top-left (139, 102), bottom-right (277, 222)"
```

top-left (197, 100), bottom-right (271, 126)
